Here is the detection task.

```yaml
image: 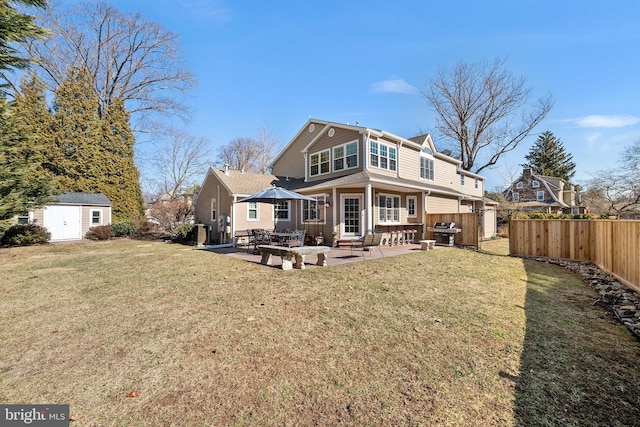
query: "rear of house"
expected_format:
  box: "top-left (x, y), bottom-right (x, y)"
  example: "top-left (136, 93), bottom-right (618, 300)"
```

top-left (194, 119), bottom-right (497, 245)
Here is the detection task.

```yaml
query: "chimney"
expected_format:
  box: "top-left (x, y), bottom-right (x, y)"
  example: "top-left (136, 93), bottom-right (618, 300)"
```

top-left (523, 168), bottom-right (532, 178)
top-left (224, 163), bottom-right (230, 176)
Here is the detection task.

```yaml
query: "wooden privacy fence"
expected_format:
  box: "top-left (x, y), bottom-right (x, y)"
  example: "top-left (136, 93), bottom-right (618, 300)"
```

top-left (509, 219), bottom-right (640, 293)
top-left (425, 213), bottom-right (479, 249)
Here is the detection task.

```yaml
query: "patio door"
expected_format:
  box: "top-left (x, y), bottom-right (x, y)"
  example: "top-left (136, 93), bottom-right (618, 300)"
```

top-left (341, 195), bottom-right (362, 238)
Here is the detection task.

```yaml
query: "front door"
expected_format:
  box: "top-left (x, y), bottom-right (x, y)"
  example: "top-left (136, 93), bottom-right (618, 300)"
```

top-left (341, 196), bottom-right (362, 238)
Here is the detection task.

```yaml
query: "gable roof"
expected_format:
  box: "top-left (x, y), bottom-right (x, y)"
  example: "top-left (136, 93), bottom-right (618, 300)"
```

top-left (53, 192), bottom-right (112, 206)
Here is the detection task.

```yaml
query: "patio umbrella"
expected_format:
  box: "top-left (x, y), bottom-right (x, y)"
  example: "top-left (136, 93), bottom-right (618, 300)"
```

top-left (237, 186), bottom-right (316, 204)
top-left (238, 186), bottom-right (316, 230)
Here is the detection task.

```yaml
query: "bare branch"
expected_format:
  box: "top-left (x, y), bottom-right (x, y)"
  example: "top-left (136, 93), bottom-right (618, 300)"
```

top-left (422, 58), bottom-right (553, 174)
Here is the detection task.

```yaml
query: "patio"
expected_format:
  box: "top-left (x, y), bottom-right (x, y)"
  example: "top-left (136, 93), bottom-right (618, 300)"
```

top-left (203, 242), bottom-right (443, 269)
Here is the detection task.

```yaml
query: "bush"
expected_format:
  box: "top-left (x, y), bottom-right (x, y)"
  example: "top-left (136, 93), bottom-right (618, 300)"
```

top-left (173, 223), bottom-right (195, 244)
top-left (111, 221), bottom-right (135, 237)
top-left (1, 224), bottom-right (51, 246)
top-left (85, 225), bottom-right (114, 241)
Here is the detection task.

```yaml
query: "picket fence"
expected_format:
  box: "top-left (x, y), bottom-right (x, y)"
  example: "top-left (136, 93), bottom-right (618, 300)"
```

top-left (509, 219), bottom-right (640, 293)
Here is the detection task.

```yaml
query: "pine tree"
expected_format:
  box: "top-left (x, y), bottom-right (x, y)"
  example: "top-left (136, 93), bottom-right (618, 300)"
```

top-left (50, 67), bottom-right (104, 192)
top-left (523, 131), bottom-right (576, 182)
top-left (100, 98), bottom-right (144, 221)
top-left (49, 67), bottom-right (144, 221)
top-left (0, 98), bottom-right (51, 232)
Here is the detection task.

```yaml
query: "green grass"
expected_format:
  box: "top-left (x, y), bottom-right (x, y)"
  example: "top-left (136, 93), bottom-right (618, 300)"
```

top-left (0, 238), bottom-right (638, 426)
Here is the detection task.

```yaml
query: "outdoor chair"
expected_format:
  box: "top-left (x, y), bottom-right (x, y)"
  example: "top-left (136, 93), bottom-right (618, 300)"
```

top-left (350, 232), bottom-right (384, 258)
top-left (251, 229), bottom-right (271, 254)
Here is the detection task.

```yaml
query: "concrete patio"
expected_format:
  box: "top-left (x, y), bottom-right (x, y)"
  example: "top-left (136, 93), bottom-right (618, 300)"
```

top-left (202, 242), bottom-right (444, 269)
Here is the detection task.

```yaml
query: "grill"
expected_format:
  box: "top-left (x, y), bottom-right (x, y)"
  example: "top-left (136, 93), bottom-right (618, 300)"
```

top-left (426, 222), bottom-right (462, 247)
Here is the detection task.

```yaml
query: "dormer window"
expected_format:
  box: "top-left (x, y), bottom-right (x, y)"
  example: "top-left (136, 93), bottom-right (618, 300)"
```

top-left (516, 182), bottom-right (523, 189)
top-left (532, 180), bottom-right (540, 188)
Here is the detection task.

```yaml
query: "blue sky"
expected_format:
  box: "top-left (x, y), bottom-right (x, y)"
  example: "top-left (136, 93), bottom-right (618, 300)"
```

top-left (110, 0), bottom-right (640, 192)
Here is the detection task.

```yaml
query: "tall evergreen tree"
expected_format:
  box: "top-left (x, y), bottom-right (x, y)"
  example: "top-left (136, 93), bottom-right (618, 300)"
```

top-left (0, 98), bottom-right (51, 232)
top-left (49, 66), bottom-right (144, 221)
top-left (0, 0), bottom-right (48, 92)
top-left (0, 0), bottom-right (50, 232)
top-left (100, 98), bottom-right (144, 221)
top-left (522, 131), bottom-right (576, 182)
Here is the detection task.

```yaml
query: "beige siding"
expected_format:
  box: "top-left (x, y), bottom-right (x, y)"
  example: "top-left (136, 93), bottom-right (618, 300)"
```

top-left (272, 120), bottom-right (326, 178)
top-left (426, 194), bottom-right (459, 213)
top-left (398, 144), bottom-right (421, 181)
top-left (306, 128), bottom-right (364, 182)
top-left (81, 206), bottom-right (111, 236)
top-left (194, 173), bottom-right (218, 226)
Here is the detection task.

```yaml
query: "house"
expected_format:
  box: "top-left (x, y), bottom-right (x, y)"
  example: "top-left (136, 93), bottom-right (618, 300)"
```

top-left (24, 192), bottom-right (112, 241)
top-left (503, 168), bottom-right (586, 214)
top-left (194, 118), bottom-right (497, 245)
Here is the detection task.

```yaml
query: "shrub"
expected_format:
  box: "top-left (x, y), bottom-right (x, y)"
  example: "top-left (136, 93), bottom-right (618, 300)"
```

top-left (1, 224), bottom-right (51, 246)
top-left (111, 221), bottom-right (135, 237)
top-left (85, 225), bottom-right (114, 241)
top-left (173, 223), bottom-right (195, 244)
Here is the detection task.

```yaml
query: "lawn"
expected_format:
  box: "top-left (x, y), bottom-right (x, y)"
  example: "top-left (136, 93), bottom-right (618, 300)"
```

top-left (1, 239), bottom-right (639, 426)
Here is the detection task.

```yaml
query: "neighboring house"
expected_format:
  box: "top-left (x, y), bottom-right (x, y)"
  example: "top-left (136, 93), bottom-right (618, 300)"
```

top-left (503, 168), bottom-right (586, 215)
top-left (194, 118), bottom-right (497, 245)
top-left (25, 192), bottom-right (112, 241)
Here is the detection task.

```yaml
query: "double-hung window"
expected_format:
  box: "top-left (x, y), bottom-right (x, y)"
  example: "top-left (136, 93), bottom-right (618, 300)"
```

top-left (460, 174), bottom-right (465, 186)
top-left (378, 194), bottom-right (400, 223)
top-left (419, 147), bottom-right (435, 181)
top-left (310, 149), bottom-right (330, 176)
top-left (248, 202), bottom-right (258, 220)
top-left (370, 141), bottom-right (397, 171)
top-left (210, 199), bottom-right (216, 221)
top-left (513, 192), bottom-right (520, 201)
top-left (274, 201), bottom-right (290, 221)
top-left (333, 141), bottom-right (358, 171)
top-left (91, 210), bottom-right (102, 226)
top-left (537, 191), bottom-right (545, 201)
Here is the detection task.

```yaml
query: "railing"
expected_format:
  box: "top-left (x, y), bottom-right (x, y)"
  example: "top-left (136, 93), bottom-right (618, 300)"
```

top-left (509, 219), bottom-right (640, 293)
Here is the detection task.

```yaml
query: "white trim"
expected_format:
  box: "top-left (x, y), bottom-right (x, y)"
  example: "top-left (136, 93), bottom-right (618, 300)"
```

top-left (90, 209), bottom-right (102, 226)
top-left (247, 201), bottom-right (259, 221)
top-left (407, 196), bottom-right (417, 218)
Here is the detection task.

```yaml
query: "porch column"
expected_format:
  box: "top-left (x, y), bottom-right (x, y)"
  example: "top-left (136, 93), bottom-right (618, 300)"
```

top-left (365, 183), bottom-right (373, 233)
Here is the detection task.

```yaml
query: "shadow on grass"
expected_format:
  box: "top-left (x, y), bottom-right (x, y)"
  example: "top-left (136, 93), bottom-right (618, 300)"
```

top-left (514, 259), bottom-right (640, 426)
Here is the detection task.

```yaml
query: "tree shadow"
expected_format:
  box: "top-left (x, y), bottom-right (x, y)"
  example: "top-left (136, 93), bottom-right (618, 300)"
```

top-left (513, 259), bottom-right (640, 426)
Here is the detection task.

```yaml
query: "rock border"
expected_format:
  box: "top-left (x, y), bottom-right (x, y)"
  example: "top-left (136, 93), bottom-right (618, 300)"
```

top-left (527, 256), bottom-right (640, 340)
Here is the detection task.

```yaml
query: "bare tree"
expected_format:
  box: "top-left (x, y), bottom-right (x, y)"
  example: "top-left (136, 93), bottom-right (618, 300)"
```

top-left (422, 58), bottom-right (553, 174)
top-left (218, 126), bottom-right (279, 173)
top-left (583, 140), bottom-right (640, 218)
top-left (150, 129), bottom-right (211, 199)
top-left (23, 0), bottom-right (196, 128)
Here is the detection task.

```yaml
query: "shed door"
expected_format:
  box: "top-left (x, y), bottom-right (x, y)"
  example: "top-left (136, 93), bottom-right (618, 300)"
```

top-left (43, 205), bottom-right (82, 240)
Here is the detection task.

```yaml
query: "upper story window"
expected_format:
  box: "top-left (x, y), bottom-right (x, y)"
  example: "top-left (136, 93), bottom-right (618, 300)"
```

top-left (474, 178), bottom-right (479, 189)
top-left (333, 141), bottom-right (358, 171)
top-left (513, 192), bottom-right (520, 201)
top-left (516, 182), bottom-right (523, 189)
top-left (310, 149), bottom-right (330, 176)
top-left (532, 180), bottom-right (540, 188)
top-left (419, 147), bottom-right (434, 181)
top-left (537, 191), bottom-right (545, 201)
top-left (210, 199), bottom-right (216, 221)
top-left (370, 141), bottom-right (397, 171)
top-left (274, 201), bottom-right (290, 221)
top-left (460, 174), bottom-right (465, 186)
top-left (303, 195), bottom-right (326, 222)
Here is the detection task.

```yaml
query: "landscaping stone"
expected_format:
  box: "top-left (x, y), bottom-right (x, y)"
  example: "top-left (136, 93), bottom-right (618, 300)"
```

top-left (531, 257), bottom-right (640, 341)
